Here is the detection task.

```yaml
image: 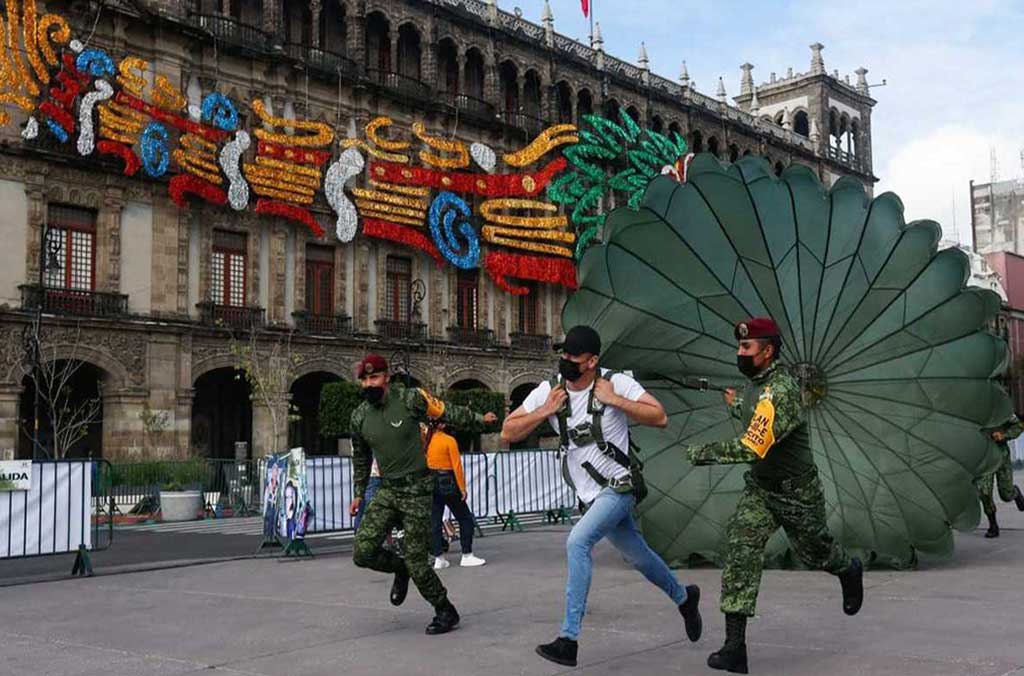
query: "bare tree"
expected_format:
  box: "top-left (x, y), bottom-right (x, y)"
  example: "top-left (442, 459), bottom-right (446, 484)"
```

top-left (227, 327), bottom-right (302, 453)
top-left (21, 321), bottom-right (102, 459)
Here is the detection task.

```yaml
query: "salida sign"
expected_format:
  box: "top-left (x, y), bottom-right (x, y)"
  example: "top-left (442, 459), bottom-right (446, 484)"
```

top-left (0, 460), bottom-right (32, 491)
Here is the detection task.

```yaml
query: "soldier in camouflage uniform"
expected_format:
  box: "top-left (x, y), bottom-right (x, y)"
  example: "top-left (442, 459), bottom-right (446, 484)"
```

top-left (686, 317), bottom-right (863, 674)
top-left (976, 414), bottom-right (1024, 538)
top-left (347, 354), bottom-right (498, 635)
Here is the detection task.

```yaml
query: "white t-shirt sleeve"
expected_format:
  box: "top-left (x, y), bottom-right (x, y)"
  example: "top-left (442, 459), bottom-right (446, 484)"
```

top-left (521, 382), bottom-right (552, 414)
top-left (612, 373), bottom-right (646, 403)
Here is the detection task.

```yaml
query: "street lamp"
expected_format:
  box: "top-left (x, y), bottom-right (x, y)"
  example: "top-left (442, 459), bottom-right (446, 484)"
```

top-left (20, 224), bottom-right (62, 459)
top-left (391, 277), bottom-right (425, 388)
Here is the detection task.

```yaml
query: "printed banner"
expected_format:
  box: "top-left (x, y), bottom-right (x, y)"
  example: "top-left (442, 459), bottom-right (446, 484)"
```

top-left (0, 460), bottom-right (32, 491)
top-left (262, 449), bottom-right (312, 541)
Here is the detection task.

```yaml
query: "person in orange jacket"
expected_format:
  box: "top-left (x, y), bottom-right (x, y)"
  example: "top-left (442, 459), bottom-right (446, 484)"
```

top-left (427, 423), bottom-right (486, 568)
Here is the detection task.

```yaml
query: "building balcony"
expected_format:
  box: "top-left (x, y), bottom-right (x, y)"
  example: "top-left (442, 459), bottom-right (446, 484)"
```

top-left (19, 284), bottom-right (129, 319)
top-left (196, 301), bottom-right (265, 331)
top-left (510, 332), bottom-right (551, 353)
top-left (366, 69), bottom-right (432, 101)
top-left (447, 326), bottom-right (495, 348)
top-left (442, 91), bottom-right (497, 122)
top-left (192, 14), bottom-right (269, 53)
top-left (499, 110), bottom-right (548, 137)
top-left (283, 43), bottom-right (361, 81)
top-left (374, 319), bottom-right (426, 341)
top-left (827, 145), bottom-right (860, 169)
top-left (292, 311), bottom-right (353, 336)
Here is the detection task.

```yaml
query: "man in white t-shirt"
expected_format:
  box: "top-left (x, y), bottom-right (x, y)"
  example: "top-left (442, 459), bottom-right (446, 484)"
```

top-left (501, 325), bottom-right (702, 668)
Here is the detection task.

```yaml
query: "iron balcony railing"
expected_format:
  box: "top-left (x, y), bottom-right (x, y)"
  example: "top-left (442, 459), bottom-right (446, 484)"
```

top-left (366, 69), bottom-right (433, 101)
top-left (192, 14), bottom-right (269, 52)
top-left (499, 110), bottom-right (548, 137)
top-left (447, 325), bottom-right (495, 348)
top-left (196, 301), bottom-right (266, 330)
top-left (19, 284), bottom-right (129, 318)
top-left (442, 91), bottom-right (497, 121)
top-left (292, 311), bottom-right (353, 336)
top-left (374, 318), bottom-right (427, 341)
top-left (283, 42), bottom-right (361, 80)
top-left (510, 332), bottom-right (551, 352)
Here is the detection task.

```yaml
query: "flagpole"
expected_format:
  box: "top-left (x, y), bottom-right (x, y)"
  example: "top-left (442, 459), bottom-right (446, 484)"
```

top-left (590, 0), bottom-right (595, 46)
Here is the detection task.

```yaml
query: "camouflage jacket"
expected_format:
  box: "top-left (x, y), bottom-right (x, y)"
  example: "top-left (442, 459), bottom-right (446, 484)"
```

top-left (351, 385), bottom-right (490, 496)
top-left (992, 414), bottom-right (1023, 447)
top-left (688, 362), bottom-right (815, 483)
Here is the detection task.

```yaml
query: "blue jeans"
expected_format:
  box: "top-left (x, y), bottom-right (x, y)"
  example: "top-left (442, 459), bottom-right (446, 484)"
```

top-left (354, 477), bottom-right (382, 530)
top-left (561, 487), bottom-right (687, 640)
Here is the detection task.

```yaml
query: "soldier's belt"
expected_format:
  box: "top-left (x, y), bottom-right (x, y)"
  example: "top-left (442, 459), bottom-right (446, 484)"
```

top-left (380, 469), bottom-right (432, 486)
top-left (749, 467), bottom-right (817, 492)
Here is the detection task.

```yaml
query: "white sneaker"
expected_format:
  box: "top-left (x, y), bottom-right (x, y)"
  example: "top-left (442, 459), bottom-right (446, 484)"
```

top-left (460, 553), bottom-right (486, 567)
top-left (433, 556), bottom-right (450, 570)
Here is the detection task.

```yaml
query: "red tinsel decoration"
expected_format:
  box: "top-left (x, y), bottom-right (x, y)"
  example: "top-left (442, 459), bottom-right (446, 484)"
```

top-left (51, 54), bottom-right (87, 109)
top-left (483, 251), bottom-right (578, 295)
top-left (254, 199), bottom-right (324, 238)
top-left (363, 218), bottom-right (444, 265)
top-left (116, 92), bottom-right (230, 143)
top-left (39, 102), bottom-right (74, 134)
top-left (257, 140), bottom-right (332, 166)
top-left (96, 140), bottom-right (141, 176)
top-left (370, 157), bottom-right (568, 198)
top-left (169, 174), bottom-right (227, 208)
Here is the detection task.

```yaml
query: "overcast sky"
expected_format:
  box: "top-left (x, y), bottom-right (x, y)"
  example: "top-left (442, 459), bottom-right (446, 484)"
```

top-left (523, 0), bottom-right (1024, 246)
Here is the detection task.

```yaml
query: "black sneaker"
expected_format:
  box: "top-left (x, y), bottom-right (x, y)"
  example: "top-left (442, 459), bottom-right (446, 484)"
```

top-left (536, 637), bottom-right (578, 667)
top-left (1014, 485), bottom-right (1024, 512)
top-left (425, 601), bottom-right (460, 635)
top-left (839, 557), bottom-right (864, 616)
top-left (678, 584), bottom-right (702, 642)
top-left (390, 568), bottom-right (410, 606)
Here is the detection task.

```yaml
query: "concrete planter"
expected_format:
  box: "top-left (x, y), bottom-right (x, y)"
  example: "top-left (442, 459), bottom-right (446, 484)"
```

top-left (160, 490), bottom-right (202, 522)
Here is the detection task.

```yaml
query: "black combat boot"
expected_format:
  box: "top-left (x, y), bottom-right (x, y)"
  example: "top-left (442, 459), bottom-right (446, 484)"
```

top-left (839, 557), bottom-right (864, 616)
top-left (1014, 485), bottom-right (1024, 512)
top-left (390, 567), bottom-right (410, 606)
top-left (425, 600), bottom-right (460, 635)
top-left (535, 637), bottom-right (578, 667)
top-left (678, 584), bottom-right (703, 642)
top-left (707, 613), bottom-right (748, 673)
top-left (984, 512), bottom-right (1000, 538)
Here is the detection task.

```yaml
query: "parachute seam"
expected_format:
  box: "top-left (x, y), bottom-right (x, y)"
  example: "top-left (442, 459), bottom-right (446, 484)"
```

top-left (807, 188), bottom-right (837, 364)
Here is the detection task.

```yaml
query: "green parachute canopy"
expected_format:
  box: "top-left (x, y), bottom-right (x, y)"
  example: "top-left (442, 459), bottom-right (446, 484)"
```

top-left (562, 154), bottom-right (1011, 569)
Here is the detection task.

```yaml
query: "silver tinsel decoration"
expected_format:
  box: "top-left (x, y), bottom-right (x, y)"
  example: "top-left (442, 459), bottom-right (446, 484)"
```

top-left (21, 116), bottom-right (38, 140)
top-left (325, 147), bottom-right (364, 243)
top-left (69, 39), bottom-right (84, 53)
top-left (219, 130), bottom-right (251, 211)
top-left (77, 80), bottom-right (114, 156)
top-left (470, 142), bottom-right (497, 172)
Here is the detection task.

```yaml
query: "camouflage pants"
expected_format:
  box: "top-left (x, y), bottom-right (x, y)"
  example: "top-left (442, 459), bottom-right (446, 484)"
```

top-left (352, 475), bottom-right (448, 608)
top-left (721, 470), bottom-right (851, 617)
top-left (975, 445), bottom-right (1015, 516)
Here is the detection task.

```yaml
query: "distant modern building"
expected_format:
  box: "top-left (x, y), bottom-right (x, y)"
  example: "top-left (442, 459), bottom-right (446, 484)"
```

top-left (971, 178), bottom-right (1024, 256)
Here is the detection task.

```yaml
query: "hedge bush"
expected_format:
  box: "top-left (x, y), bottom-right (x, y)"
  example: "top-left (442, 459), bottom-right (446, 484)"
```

top-left (319, 380), bottom-right (363, 437)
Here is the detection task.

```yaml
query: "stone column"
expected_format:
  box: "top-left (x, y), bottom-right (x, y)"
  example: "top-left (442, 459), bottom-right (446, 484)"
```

top-left (421, 18), bottom-right (437, 86)
top-left (23, 175), bottom-right (45, 285)
top-left (101, 389), bottom-right (148, 461)
top-left (355, 239), bottom-right (371, 331)
top-left (96, 188), bottom-right (125, 293)
top-left (0, 384), bottom-right (22, 458)
top-left (348, 0), bottom-right (366, 68)
top-left (269, 224), bottom-right (287, 324)
top-left (310, 0), bottom-right (323, 48)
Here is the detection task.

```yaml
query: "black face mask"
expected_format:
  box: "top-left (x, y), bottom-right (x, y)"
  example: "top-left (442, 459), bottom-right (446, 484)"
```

top-left (360, 386), bottom-right (385, 405)
top-left (736, 354), bottom-right (762, 378)
top-left (558, 357), bottom-right (584, 382)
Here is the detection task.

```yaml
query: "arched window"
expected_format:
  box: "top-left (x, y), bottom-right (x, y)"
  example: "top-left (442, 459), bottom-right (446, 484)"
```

top-left (793, 110), bottom-right (809, 137)
top-left (577, 89), bottom-right (593, 124)
top-left (690, 128), bottom-right (703, 153)
top-left (708, 136), bottom-right (720, 158)
top-left (365, 12), bottom-right (390, 73)
top-left (397, 23), bottom-right (421, 81)
top-left (464, 48), bottom-right (485, 98)
top-left (555, 81), bottom-right (573, 124)
top-left (437, 38), bottom-right (458, 94)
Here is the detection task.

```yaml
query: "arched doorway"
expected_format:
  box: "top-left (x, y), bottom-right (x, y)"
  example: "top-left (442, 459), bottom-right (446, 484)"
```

top-left (192, 367), bottom-right (252, 460)
top-left (447, 379), bottom-right (490, 453)
top-left (509, 382), bottom-right (543, 450)
top-left (18, 360), bottom-right (106, 459)
top-left (289, 371), bottom-right (342, 455)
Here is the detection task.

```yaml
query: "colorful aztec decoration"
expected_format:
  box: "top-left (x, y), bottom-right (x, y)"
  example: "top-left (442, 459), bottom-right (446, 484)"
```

top-left (1, 2), bottom-right (689, 296)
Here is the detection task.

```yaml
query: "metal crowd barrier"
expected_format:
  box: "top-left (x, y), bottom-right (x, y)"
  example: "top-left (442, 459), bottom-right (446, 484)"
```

top-left (0, 459), bottom-right (114, 575)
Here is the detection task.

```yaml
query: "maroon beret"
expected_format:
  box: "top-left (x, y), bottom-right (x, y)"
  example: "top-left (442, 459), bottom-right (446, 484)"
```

top-left (735, 317), bottom-right (780, 340)
top-left (355, 354), bottom-right (388, 378)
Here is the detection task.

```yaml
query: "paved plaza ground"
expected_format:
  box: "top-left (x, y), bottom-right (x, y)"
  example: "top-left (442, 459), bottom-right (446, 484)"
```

top-left (1, 496), bottom-right (1023, 676)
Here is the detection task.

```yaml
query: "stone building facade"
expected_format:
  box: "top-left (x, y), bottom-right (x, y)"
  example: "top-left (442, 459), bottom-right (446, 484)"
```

top-left (0, 0), bottom-right (876, 460)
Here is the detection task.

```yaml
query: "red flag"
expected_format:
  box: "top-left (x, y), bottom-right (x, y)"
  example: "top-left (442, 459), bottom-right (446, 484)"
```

top-left (581, 0), bottom-right (589, 17)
